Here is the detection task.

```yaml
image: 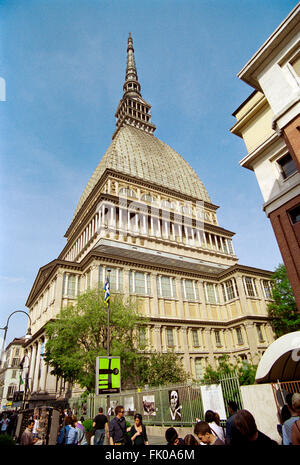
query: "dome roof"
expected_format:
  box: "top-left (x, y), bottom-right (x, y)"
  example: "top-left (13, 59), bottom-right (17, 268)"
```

top-left (73, 125), bottom-right (211, 219)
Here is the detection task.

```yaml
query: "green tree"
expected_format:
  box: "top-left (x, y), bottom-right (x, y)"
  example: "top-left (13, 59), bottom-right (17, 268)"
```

top-left (137, 350), bottom-right (189, 387)
top-left (44, 289), bottom-right (145, 393)
top-left (202, 355), bottom-right (257, 386)
top-left (267, 264), bottom-right (300, 338)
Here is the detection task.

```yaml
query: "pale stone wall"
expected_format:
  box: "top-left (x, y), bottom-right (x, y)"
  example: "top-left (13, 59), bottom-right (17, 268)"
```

top-left (240, 383), bottom-right (281, 443)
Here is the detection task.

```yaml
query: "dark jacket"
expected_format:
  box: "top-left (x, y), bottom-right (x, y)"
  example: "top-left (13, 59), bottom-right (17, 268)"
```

top-left (109, 416), bottom-right (126, 444)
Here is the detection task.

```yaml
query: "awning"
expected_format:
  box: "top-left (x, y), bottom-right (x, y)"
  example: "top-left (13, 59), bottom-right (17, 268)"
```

top-left (255, 331), bottom-right (300, 383)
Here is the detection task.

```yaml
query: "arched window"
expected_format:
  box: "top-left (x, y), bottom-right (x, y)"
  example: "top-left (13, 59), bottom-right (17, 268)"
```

top-left (141, 193), bottom-right (157, 203)
top-left (119, 187), bottom-right (137, 199)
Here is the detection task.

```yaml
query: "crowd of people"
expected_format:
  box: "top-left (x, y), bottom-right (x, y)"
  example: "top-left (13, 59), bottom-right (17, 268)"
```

top-left (1, 391), bottom-right (300, 446)
top-left (52, 393), bottom-right (300, 446)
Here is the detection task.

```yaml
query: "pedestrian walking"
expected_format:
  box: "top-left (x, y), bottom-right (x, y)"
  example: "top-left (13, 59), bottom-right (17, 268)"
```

top-left (0, 413), bottom-right (10, 435)
top-left (165, 427), bottom-right (184, 445)
top-left (204, 410), bottom-right (225, 443)
top-left (20, 420), bottom-right (38, 445)
top-left (184, 434), bottom-right (199, 445)
top-left (109, 405), bottom-right (128, 445)
top-left (32, 411), bottom-right (40, 439)
top-left (230, 409), bottom-right (277, 446)
top-left (73, 415), bottom-right (88, 445)
top-left (194, 421), bottom-right (224, 445)
top-left (291, 393), bottom-right (300, 445)
top-left (57, 416), bottom-right (78, 445)
top-left (225, 400), bottom-right (238, 445)
top-left (282, 393), bottom-right (299, 445)
top-left (92, 407), bottom-right (109, 445)
top-left (129, 413), bottom-right (149, 445)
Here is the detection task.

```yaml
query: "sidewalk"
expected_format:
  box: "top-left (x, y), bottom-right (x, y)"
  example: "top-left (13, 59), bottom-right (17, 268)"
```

top-left (147, 435), bottom-right (166, 445)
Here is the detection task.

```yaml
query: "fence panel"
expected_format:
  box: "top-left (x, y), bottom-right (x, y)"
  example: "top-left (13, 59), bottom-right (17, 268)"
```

top-left (71, 374), bottom-right (242, 427)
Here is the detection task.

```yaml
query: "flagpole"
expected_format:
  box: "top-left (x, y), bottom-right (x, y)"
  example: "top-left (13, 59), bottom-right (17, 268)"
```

top-left (107, 269), bottom-right (111, 357)
top-left (106, 269), bottom-right (111, 424)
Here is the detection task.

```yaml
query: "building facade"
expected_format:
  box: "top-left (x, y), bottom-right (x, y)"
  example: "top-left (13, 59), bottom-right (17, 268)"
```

top-left (23, 34), bottom-right (275, 406)
top-left (0, 338), bottom-right (24, 411)
top-left (231, 4), bottom-right (300, 309)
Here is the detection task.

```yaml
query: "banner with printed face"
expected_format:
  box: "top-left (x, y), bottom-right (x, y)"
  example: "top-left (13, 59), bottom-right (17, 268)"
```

top-left (168, 389), bottom-right (182, 421)
top-left (142, 395), bottom-right (156, 416)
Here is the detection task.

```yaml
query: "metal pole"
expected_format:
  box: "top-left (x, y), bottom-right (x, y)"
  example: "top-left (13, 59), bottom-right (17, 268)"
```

top-left (107, 270), bottom-right (111, 357)
top-left (106, 269), bottom-right (111, 428)
top-left (1, 311), bottom-right (32, 360)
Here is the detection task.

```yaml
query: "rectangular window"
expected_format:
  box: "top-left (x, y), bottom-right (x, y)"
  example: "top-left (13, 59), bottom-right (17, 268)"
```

top-left (262, 280), bottom-right (272, 299)
top-left (257, 325), bottom-right (264, 343)
top-left (244, 277), bottom-right (257, 297)
top-left (166, 328), bottom-right (174, 347)
top-left (289, 205), bottom-right (300, 224)
top-left (67, 275), bottom-right (76, 297)
top-left (138, 327), bottom-right (146, 347)
top-left (227, 240), bottom-right (234, 255)
top-left (182, 279), bottom-right (199, 300)
top-left (215, 330), bottom-right (221, 346)
top-left (135, 272), bottom-right (146, 294)
top-left (236, 327), bottom-right (243, 345)
top-left (12, 370), bottom-right (17, 379)
top-left (277, 153), bottom-right (297, 179)
top-left (12, 358), bottom-right (19, 368)
top-left (195, 358), bottom-right (203, 380)
top-left (99, 266), bottom-right (122, 292)
top-left (205, 283), bottom-right (218, 304)
top-left (192, 329), bottom-right (199, 347)
top-left (158, 276), bottom-right (176, 298)
top-left (223, 279), bottom-right (238, 302)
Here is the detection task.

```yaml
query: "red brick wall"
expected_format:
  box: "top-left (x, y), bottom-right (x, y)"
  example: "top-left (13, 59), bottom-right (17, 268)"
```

top-left (283, 115), bottom-right (300, 172)
top-left (269, 194), bottom-right (300, 312)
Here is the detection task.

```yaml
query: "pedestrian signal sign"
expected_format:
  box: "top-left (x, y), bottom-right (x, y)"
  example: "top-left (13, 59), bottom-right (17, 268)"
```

top-left (96, 356), bottom-right (121, 395)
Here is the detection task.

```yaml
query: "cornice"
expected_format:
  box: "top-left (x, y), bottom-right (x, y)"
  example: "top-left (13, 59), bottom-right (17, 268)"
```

top-left (26, 250), bottom-right (272, 311)
top-left (66, 168), bottom-right (220, 239)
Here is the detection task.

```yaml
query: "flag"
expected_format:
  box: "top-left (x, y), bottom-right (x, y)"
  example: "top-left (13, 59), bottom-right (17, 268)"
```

top-left (19, 374), bottom-right (24, 385)
top-left (104, 278), bottom-right (110, 307)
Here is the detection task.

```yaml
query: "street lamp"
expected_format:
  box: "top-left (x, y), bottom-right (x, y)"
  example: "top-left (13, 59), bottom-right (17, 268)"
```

top-left (0, 311), bottom-right (32, 363)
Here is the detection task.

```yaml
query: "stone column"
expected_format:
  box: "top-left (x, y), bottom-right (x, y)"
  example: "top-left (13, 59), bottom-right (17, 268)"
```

top-left (235, 275), bottom-right (249, 316)
top-left (54, 272), bottom-right (64, 316)
top-left (39, 338), bottom-right (48, 392)
top-left (64, 272), bottom-right (69, 297)
top-left (161, 326), bottom-right (167, 351)
top-left (203, 329), bottom-right (215, 367)
top-left (28, 344), bottom-right (37, 393)
top-left (153, 325), bottom-right (161, 351)
top-left (90, 264), bottom-right (99, 289)
top-left (123, 267), bottom-right (130, 298)
top-left (244, 323), bottom-right (258, 359)
top-left (180, 327), bottom-right (190, 367)
top-left (175, 278), bottom-right (185, 318)
top-left (150, 273), bottom-right (159, 317)
top-left (33, 340), bottom-right (42, 393)
top-left (198, 281), bottom-right (208, 319)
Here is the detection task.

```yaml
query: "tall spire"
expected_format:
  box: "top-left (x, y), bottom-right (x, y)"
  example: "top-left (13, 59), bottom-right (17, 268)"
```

top-left (113, 33), bottom-right (156, 139)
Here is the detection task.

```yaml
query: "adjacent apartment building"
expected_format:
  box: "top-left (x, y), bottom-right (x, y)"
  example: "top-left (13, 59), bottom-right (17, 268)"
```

top-left (231, 4), bottom-right (300, 310)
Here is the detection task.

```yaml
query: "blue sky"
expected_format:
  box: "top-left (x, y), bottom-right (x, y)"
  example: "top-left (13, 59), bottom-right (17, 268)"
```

top-left (0, 0), bottom-right (297, 346)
